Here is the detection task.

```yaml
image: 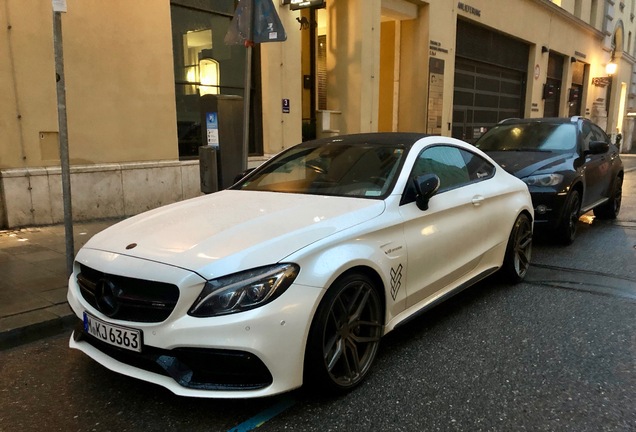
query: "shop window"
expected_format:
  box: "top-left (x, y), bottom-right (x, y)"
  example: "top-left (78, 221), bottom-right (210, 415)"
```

top-left (170, 1), bottom-right (263, 159)
top-left (182, 29), bottom-right (220, 95)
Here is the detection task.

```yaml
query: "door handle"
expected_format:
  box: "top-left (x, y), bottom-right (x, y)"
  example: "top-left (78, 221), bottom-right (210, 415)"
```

top-left (472, 195), bottom-right (485, 206)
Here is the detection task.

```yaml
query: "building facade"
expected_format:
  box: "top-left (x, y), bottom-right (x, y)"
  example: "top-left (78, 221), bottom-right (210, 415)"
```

top-left (0, 0), bottom-right (633, 228)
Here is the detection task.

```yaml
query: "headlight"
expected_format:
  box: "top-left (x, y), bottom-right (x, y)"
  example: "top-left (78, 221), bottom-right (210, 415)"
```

top-left (522, 173), bottom-right (564, 187)
top-left (188, 263), bottom-right (299, 317)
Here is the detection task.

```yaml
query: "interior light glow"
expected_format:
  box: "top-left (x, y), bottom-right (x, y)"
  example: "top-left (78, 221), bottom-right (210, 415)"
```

top-left (199, 59), bottom-right (220, 96)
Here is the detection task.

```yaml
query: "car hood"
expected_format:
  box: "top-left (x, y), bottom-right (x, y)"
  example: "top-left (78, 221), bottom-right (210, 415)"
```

top-left (82, 190), bottom-right (385, 277)
top-left (485, 151), bottom-right (570, 178)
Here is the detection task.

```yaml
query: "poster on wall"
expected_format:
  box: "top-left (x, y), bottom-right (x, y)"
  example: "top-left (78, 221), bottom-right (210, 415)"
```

top-left (427, 58), bottom-right (445, 135)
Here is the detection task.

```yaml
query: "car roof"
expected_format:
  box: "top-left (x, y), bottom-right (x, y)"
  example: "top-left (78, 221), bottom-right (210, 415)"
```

top-left (303, 132), bottom-right (434, 149)
top-left (497, 116), bottom-right (584, 125)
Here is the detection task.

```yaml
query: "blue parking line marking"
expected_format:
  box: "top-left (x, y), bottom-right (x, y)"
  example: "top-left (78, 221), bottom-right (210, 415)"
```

top-left (227, 397), bottom-right (296, 432)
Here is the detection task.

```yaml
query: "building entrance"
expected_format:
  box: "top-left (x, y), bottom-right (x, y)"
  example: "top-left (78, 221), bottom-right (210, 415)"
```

top-left (544, 52), bottom-right (564, 117)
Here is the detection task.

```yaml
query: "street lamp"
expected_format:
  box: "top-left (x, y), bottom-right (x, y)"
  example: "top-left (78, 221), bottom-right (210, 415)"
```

top-left (592, 58), bottom-right (617, 87)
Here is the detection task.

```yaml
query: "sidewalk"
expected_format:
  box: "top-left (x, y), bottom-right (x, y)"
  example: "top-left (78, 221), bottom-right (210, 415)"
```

top-left (0, 219), bottom-right (122, 349)
top-left (1, 155), bottom-right (635, 350)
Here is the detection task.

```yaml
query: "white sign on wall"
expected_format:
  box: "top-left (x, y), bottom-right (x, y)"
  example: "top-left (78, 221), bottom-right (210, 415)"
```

top-left (52, 0), bottom-right (67, 12)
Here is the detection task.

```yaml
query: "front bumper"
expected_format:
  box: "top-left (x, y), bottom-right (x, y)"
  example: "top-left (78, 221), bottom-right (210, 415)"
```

top-left (68, 248), bottom-right (323, 398)
top-left (71, 322), bottom-right (273, 390)
top-left (528, 189), bottom-right (569, 231)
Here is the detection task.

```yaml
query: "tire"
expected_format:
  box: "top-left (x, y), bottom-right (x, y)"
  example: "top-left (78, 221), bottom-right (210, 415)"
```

top-left (502, 213), bottom-right (533, 283)
top-left (593, 175), bottom-right (623, 220)
top-left (304, 272), bottom-right (383, 393)
top-left (556, 189), bottom-right (580, 245)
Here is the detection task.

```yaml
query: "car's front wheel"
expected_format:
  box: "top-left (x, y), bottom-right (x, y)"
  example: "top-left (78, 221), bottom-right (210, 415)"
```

top-left (502, 213), bottom-right (533, 283)
top-left (593, 175), bottom-right (623, 220)
top-left (304, 272), bottom-right (383, 393)
top-left (556, 189), bottom-right (581, 245)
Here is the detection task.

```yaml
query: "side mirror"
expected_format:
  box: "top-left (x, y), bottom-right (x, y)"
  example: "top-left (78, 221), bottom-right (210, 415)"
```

top-left (414, 174), bottom-right (440, 211)
top-left (587, 141), bottom-right (609, 155)
top-left (233, 168), bottom-right (255, 184)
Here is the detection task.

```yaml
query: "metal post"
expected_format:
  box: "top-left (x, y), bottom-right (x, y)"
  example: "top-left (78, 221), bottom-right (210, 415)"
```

top-left (53, 10), bottom-right (74, 276)
top-left (240, 0), bottom-right (255, 172)
top-left (309, 8), bottom-right (317, 136)
top-left (242, 45), bottom-right (252, 172)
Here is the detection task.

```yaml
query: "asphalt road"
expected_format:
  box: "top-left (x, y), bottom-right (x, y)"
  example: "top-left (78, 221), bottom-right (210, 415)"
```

top-left (1, 172), bottom-right (634, 432)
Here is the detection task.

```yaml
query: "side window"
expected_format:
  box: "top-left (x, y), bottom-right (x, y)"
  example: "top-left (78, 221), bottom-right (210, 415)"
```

top-left (590, 123), bottom-right (609, 143)
top-left (581, 121), bottom-right (594, 148)
top-left (412, 146), bottom-right (470, 191)
top-left (402, 145), bottom-right (494, 204)
top-left (464, 149), bottom-right (495, 181)
top-left (581, 121), bottom-right (608, 149)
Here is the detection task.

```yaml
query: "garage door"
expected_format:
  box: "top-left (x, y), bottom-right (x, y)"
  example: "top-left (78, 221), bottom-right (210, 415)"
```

top-left (453, 20), bottom-right (528, 143)
top-left (453, 58), bottom-right (526, 142)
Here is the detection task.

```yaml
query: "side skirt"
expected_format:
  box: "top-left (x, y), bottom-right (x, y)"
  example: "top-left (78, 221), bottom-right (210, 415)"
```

top-left (392, 267), bottom-right (499, 331)
top-left (580, 197), bottom-right (608, 214)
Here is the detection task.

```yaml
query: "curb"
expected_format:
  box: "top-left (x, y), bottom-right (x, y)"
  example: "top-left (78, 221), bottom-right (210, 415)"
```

top-left (0, 312), bottom-right (76, 351)
top-left (0, 287), bottom-right (75, 351)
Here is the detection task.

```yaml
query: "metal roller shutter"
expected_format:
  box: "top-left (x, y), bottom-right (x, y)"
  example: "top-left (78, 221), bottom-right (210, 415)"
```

top-left (453, 20), bottom-right (528, 142)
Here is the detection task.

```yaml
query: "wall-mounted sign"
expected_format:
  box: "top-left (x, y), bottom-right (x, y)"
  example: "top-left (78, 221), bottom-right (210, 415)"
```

top-left (430, 40), bottom-right (449, 56)
top-left (427, 58), bottom-right (445, 135)
top-left (282, 98), bottom-right (290, 114)
top-left (282, 0), bottom-right (326, 11)
top-left (592, 77), bottom-right (611, 87)
top-left (534, 64), bottom-right (540, 80)
top-left (457, 2), bottom-right (481, 17)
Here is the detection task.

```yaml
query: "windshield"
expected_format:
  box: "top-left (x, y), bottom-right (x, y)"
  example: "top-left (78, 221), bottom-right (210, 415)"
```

top-left (233, 142), bottom-right (406, 198)
top-left (475, 123), bottom-right (577, 152)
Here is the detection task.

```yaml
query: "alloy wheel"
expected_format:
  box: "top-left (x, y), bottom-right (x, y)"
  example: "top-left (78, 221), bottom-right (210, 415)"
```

top-left (502, 213), bottom-right (533, 283)
top-left (558, 190), bottom-right (581, 245)
top-left (512, 216), bottom-right (533, 279)
top-left (319, 277), bottom-right (382, 388)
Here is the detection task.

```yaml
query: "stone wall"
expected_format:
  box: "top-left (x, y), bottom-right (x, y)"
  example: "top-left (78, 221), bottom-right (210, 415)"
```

top-left (0, 160), bottom-right (202, 229)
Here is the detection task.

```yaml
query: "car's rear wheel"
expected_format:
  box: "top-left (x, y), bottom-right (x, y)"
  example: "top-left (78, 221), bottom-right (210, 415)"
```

top-left (304, 272), bottom-right (383, 393)
top-left (593, 175), bottom-right (622, 220)
top-left (502, 213), bottom-right (533, 283)
top-left (557, 189), bottom-right (580, 245)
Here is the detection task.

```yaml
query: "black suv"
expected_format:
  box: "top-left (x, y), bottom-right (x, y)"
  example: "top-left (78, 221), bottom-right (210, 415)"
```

top-left (475, 117), bottom-right (623, 244)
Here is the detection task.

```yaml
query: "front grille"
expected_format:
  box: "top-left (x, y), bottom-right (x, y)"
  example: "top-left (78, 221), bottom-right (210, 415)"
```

top-left (74, 321), bottom-right (273, 391)
top-left (77, 264), bottom-right (179, 323)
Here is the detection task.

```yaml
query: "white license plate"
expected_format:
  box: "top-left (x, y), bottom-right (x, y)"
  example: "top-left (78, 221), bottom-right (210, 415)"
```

top-left (83, 312), bottom-right (142, 353)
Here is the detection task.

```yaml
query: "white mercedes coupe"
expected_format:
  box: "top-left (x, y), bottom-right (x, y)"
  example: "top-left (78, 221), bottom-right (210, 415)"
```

top-left (68, 133), bottom-right (533, 398)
